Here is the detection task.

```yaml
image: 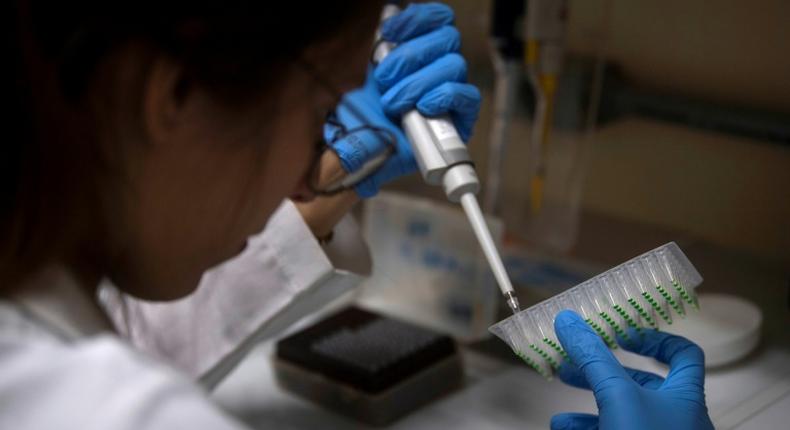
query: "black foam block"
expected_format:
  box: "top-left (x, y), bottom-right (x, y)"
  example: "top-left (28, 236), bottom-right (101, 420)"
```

top-left (276, 306), bottom-right (457, 394)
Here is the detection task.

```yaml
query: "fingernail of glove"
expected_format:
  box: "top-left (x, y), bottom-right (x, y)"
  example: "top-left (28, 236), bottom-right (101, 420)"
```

top-left (380, 16), bottom-right (401, 41)
top-left (554, 310), bottom-right (601, 354)
top-left (555, 309), bottom-right (588, 331)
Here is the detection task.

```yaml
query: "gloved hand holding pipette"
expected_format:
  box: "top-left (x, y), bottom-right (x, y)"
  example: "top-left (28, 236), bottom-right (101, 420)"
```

top-left (365, 2), bottom-right (520, 314)
top-left (552, 310), bottom-right (715, 430)
top-left (329, 2), bottom-right (481, 198)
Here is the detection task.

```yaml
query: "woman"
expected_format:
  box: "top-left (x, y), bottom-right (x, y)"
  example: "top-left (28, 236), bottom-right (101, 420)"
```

top-left (2, 1), bottom-right (713, 429)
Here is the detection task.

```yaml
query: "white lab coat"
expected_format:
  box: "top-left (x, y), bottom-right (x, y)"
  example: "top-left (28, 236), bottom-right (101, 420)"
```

top-left (0, 200), bottom-right (371, 429)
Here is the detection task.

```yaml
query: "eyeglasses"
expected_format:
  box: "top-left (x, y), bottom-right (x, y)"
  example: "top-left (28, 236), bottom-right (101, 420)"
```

top-left (297, 60), bottom-right (397, 196)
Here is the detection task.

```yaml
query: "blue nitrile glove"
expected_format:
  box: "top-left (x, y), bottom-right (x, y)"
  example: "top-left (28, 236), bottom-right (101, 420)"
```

top-left (330, 2), bottom-right (481, 198)
top-left (551, 310), bottom-right (714, 430)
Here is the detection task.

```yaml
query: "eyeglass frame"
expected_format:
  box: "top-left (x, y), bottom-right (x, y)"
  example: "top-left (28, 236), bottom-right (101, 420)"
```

top-left (295, 58), bottom-right (397, 196)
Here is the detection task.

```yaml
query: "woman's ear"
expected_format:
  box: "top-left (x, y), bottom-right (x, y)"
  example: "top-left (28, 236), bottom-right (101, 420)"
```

top-left (141, 55), bottom-right (190, 146)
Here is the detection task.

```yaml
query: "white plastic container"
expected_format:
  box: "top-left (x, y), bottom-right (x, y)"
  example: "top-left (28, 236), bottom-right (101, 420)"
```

top-left (359, 192), bottom-right (501, 341)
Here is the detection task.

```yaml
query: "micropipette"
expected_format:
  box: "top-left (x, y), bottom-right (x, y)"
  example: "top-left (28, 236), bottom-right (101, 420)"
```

top-left (374, 3), bottom-right (520, 314)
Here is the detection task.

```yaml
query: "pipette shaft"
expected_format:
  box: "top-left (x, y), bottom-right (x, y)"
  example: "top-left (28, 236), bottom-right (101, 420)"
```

top-left (460, 193), bottom-right (519, 314)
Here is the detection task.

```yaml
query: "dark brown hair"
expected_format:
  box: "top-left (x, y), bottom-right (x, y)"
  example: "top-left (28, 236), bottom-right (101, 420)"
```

top-left (2, 1), bottom-right (380, 286)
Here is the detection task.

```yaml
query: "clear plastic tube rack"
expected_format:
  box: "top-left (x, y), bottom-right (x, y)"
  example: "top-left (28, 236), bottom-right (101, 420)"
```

top-left (489, 242), bottom-right (702, 379)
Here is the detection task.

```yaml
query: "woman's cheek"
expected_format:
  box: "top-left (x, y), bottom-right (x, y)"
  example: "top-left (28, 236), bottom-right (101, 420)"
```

top-left (255, 106), bottom-right (317, 201)
top-left (286, 108), bottom-right (320, 194)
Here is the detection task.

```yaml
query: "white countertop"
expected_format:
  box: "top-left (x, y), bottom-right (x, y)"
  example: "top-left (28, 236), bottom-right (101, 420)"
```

top-left (212, 338), bottom-right (790, 429)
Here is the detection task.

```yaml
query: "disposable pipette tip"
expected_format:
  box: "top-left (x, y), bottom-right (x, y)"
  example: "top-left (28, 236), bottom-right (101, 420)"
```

top-left (505, 291), bottom-right (521, 315)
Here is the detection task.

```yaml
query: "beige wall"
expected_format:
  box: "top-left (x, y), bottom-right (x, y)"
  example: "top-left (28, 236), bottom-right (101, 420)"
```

top-left (567, 0), bottom-right (790, 113)
top-left (438, 0), bottom-right (790, 263)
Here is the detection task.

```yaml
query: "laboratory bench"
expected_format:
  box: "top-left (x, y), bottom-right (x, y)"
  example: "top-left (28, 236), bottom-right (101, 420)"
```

top-left (213, 334), bottom-right (789, 429)
top-left (212, 210), bottom-right (789, 429)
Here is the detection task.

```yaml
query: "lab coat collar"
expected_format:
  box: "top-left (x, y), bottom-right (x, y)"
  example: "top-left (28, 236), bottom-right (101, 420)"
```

top-left (9, 265), bottom-right (114, 341)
